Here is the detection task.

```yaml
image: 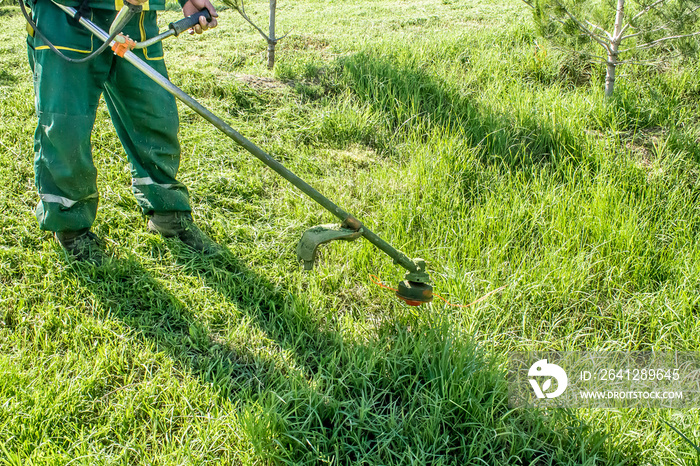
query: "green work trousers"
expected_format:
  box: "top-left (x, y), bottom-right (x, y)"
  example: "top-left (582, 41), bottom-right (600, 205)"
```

top-left (27, 0), bottom-right (191, 232)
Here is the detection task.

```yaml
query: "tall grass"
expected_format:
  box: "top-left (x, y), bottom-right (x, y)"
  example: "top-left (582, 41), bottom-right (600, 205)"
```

top-left (1, 0), bottom-right (700, 464)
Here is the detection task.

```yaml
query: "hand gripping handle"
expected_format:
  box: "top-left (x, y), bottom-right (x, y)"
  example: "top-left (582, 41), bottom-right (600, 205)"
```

top-left (169, 9), bottom-right (212, 36)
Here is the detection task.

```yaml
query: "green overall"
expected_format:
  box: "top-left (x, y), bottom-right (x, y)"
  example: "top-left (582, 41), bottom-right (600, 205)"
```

top-left (27, 0), bottom-right (191, 232)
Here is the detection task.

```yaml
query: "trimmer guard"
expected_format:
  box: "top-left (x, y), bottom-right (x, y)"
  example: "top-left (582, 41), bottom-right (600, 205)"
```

top-left (297, 224), bottom-right (363, 270)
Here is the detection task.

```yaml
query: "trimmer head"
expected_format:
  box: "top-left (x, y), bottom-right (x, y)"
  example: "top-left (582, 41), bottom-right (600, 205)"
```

top-left (396, 280), bottom-right (433, 306)
top-left (395, 258), bottom-right (432, 306)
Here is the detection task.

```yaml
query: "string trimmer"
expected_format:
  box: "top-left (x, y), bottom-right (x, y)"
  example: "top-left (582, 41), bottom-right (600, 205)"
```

top-left (24, 1), bottom-right (434, 306)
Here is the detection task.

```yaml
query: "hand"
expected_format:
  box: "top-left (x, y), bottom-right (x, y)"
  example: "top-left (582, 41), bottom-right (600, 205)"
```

top-left (182, 0), bottom-right (218, 34)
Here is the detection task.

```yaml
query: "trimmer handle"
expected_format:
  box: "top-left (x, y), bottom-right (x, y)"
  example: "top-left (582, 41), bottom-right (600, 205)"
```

top-left (169, 9), bottom-right (212, 36)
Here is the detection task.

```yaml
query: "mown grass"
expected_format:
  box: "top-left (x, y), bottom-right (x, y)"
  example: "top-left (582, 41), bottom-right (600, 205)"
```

top-left (2, 0), bottom-right (700, 464)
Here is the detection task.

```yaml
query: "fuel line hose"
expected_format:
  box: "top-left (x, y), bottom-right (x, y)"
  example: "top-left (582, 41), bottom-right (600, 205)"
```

top-left (19, 0), bottom-right (142, 64)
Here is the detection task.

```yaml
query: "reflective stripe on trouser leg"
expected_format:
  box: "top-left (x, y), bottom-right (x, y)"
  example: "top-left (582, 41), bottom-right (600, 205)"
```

top-left (102, 10), bottom-right (191, 216)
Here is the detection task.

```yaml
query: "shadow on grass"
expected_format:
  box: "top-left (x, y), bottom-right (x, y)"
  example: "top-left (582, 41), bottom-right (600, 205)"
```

top-left (0, 7), bottom-right (18, 16)
top-left (319, 51), bottom-right (595, 178)
top-left (0, 70), bottom-right (18, 86)
top-left (66, 243), bottom-right (627, 465)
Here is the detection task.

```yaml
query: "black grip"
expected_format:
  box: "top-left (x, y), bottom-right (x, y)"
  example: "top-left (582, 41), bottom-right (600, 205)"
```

top-left (169, 9), bottom-right (212, 36)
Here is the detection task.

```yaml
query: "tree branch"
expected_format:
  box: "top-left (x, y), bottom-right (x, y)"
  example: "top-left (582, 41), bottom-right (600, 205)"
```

top-left (553, 0), bottom-right (611, 52)
top-left (519, 0), bottom-right (574, 31)
top-left (547, 44), bottom-right (609, 63)
top-left (621, 26), bottom-right (665, 41)
top-left (617, 56), bottom-right (673, 65)
top-left (234, 0), bottom-right (270, 41)
top-left (630, 0), bottom-right (667, 24)
top-left (630, 31), bottom-right (700, 50)
top-left (276, 28), bottom-right (293, 41)
top-left (586, 20), bottom-right (612, 41)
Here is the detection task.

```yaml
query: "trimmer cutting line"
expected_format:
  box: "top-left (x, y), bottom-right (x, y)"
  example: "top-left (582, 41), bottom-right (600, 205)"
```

top-left (28, 1), bottom-right (434, 306)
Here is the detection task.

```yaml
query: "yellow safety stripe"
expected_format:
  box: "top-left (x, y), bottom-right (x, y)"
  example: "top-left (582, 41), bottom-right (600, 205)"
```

top-left (115, 0), bottom-right (150, 10)
top-left (35, 45), bottom-right (92, 53)
top-left (35, 10), bottom-right (94, 53)
top-left (139, 12), bottom-right (164, 60)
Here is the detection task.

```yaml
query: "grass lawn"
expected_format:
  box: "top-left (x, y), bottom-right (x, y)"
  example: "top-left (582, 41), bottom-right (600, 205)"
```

top-left (2, 0), bottom-right (700, 463)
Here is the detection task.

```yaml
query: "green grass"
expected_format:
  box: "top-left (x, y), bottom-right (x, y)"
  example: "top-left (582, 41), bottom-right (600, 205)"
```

top-left (2, 0), bottom-right (700, 463)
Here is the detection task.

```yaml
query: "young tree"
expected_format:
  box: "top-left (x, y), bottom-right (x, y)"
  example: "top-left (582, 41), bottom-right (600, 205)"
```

top-left (522, 0), bottom-right (700, 97)
top-left (223, 0), bottom-right (288, 69)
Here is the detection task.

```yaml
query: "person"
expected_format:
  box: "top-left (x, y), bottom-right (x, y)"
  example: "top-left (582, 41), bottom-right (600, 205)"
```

top-left (26, 0), bottom-right (219, 263)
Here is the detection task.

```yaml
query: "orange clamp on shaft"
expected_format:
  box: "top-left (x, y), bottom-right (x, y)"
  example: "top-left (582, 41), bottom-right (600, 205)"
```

top-left (111, 35), bottom-right (136, 57)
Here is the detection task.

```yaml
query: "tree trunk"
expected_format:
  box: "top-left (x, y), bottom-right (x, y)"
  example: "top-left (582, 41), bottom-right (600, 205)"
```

top-left (267, 41), bottom-right (276, 70)
top-left (605, 55), bottom-right (617, 98)
top-left (267, 0), bottom-right (277, 69)
top-left (605, 0), bottom-right (625, 98)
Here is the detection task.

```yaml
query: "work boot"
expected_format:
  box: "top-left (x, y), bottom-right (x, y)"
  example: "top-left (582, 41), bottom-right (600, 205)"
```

top-left (55, 229), bottom-right (107, 265)
top-left (147, 212), bottom-right (221, 255)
